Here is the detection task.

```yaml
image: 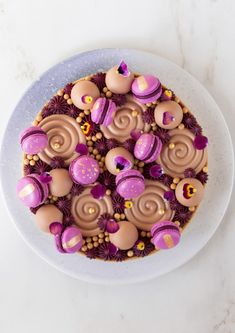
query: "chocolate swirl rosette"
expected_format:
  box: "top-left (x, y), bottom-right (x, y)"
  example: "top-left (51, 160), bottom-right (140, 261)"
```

top-left (38, 114), bottom-right (86, 165)
top-left (125, 180), bottom-right (175, 231)
top-left (101, 96), bottom-right (151, 142)
top-left (71, 186), bottom-right (114, 237)
top-left (157, 128), bottom-right (208, 178)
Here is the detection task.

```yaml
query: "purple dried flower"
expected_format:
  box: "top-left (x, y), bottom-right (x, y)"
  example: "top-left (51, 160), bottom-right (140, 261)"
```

top-left (159, 174), bottom-right (173, 187)
top-left (191, 125), bottom-right (202, 136)
top-left (106, 138), bottom-right (120, 150)
top-left (90, 72), bottom-right (106, 91)
top-left (39, 172), bottom-right (52, 184)
top-left (47, 95), bottom-right (69, 114)
top-left (98, 171), bottom-right (116, 191)
top-left (142, 108), bottom-right (155, 124)
top-left (122, 138), bottom-right (136, 153)
top-left (64, 83), bottom-right (74, 96)
top-left (133, 239), bottom-right (155, 257)
top-left (182, 113), bottom-right (198, 129)
top-left (149, 164), bottom-right (162, 179)
top-left (194, 135), bottom-right (208, 150)
top-left (155, 128), bottom-right (170, 144)
top-left (50, 156), bottom-right (66, 169)
top-left (41, 106), bottom-right (54, 119)
top-left (75, 143), bottom-right (88, 155)
top-left (196, 171), bottom-right (208, 184)
top-left (164, 190), bottom-right (175, 201)
top-left (111, 94), bottom-right (127, 106)
top-left (66, 104), bottom-right (81, 118)
top-left (111, 194), bottom-right (125, 213)
top-left (34, 160), bottom-right (51, 174)
top-left (97, 213), bottom-right (113, 231)
top-left (170, 199), bottom-right (182, 211)
top-left (71, 183), bottom-right (84, 196)
top-left (63, 214), bottom-right (75, 227)
top-left (55, 197), bottom-right (71, 216)
top-left (94, 137), bottom-right (108, 156)
top-left (98, 243), bottom-right (118, 260)
top-left (86, 247), bottom-right (98, 259)
top-left (90, 184), bottom-right (106, 199)
top-left (174, 206), bottom-right (192, 225)
top-left (184, 168), bottom-right (196, 178)
top-left (114, 250), bottom-right (127, 262)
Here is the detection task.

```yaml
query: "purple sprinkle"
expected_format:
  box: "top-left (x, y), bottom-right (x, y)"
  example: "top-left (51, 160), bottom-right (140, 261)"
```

top-left (193, 135), bottom-right (208, 150)
top-left (164, 190), bottom-right (175, 201)
top-left (131, 129), bottom-right (142, 141)
top-left (49, 222), bottom-right (63, 235)
top-left (75, 143), bottom-right (88, 155)
top-left (90, 184), bottom-right (106, 199)
top-left (106, 219), bottom-right (120, 234)
top-left (39, 172), bottom-right (52, 184)
top-left (149, 164), bottom-right (162, 178)
top-left (107, 243), bottom-right (118, 255)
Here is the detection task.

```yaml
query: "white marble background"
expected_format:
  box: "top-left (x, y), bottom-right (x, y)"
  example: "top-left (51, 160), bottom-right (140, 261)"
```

top-left (0, 0), bottom-right (235, 332)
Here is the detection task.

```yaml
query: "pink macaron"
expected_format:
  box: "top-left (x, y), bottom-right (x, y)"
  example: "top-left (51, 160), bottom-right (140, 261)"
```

top-left (151, 221), bottom-right (181, 250)
top-left (134, 133), bottom-right (162, 163)
top-left (20, 126), bottom-right (48, 155)
top-left (116, 169), bottom-right (145, 199)
top-left (16, 173), bottom-right (49, 208)
top-left (131, 75), bottom-right (162, 104)
top-left (91, 97), bottom-right (116, 126)
top-left (69, 155), bottom-right (100, 185)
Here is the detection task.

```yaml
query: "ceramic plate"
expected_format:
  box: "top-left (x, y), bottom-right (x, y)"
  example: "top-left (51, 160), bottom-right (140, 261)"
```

top-left (0, 49), bottom-right (234, 284)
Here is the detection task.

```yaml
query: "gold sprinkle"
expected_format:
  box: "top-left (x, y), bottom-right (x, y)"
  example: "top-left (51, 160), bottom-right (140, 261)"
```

top-left (106, 189), bottom-right (111, 196)
top-left (81, 245), bottom-right (87, 252)
top-left (87, 243), bottom-right (93, 249)
top-left (92, 236), bottom-right (98, 242)
top-left (173, 177), bottom-right (180, 184)
top-left (98, 238), bottom-right (104, 244)
top-left (170, 183), bottom-right (176, 190)
top-left (84, 110), bottom-right (90, 115)
top-left (146, 232), bottom-right (151, 238)
top-left (27, 154), bottom-right (33, 160)
top-left (140, 231), bottom-right (147, 237)
top-left (88, 207), bottom-right (95, 214)
top-left (33, 155), bottom-right (39, 161)
top-left (178, 123), bottom-right (185, 130)
top-left (183, 107), bottom-right (188, 114)
top-left (24, 159), bottom-right (29, 165)
top-left (98, 233), bottom-right (104, 239)
top-left (189, 206), bottom-right (196, 212)
top-left (120, 213), bottom-right (126, 220)
top-left (158, 208), bottom-right (165, 215)
top-left (96, 132), bottom-right (102, 139)
top-left (127, 250), bottom-right (134, 257)
top-left (114, 213), bottom-right (121, 219)
top-left (174, 221), bottom-right (180, 226)
top-left (57, 89), bottom-right (64, 96)
top-left (29, 160), bottom-right (35, 166)
top-left (138, 161), bottom-right (145, 168)
top-left (203, 166), bottom-right (208, 173)
top-left (86, 237), bottom-right (92, 243)
top-left (76, 116), bottom-right (82, 123)
top-left (103, 87), bottom-right (108, 93)
top-left (93, 242), bottom-right (99, 247)
top-left (53, 143), bottom-right (61, 149)
top-left (67, 98), bottom-right (73, 105)
top-left (132, 110), bottom-right (139, 117)
top-left (92, 136), bottom-right (97, 142)
top-left (169, 143), bottom-right (175, 149)
top-left (105, 236), bottom-right (110, 242)
top-left (106, 91), bottom-right (112, 98)
top-left (64, 94), bottom-right (69, 100)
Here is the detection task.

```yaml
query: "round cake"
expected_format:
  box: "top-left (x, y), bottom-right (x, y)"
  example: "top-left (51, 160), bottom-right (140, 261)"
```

top-left (17, 61), bottom-right (208, 261)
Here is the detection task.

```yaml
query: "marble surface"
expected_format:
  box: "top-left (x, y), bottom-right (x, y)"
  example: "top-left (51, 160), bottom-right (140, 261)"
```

top-left (0, 0), bottom-right (234, 332)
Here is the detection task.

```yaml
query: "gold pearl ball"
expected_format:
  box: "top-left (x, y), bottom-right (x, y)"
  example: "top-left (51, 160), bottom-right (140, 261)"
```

top-left (67, 98), bottom-right (73, 105)
top-left (92, 136), bottom-right (97, 142)
top-left (29, 160), bottom-right (35, 166)
top-left (174, 221), bottom-right (180, 226)
top-left (120, 213), bottom-right (126, 220)
top-left (87, 141), bottom-right (93, 147)
top-left (87, 243), bottom-right (93, 250)
top-left (84, 110), bottom-right (90, 115)
top-left (98, 238), bottom-right (104, 244)
top-left (203, 166), bottom-right (208, 173)
top-left (76, 116), bottom-right (82, 123)
top-left (105, 236), bottom-right (110, 242)
top-left (24, 159), bottom-right (29, 165)
top-left (114, 213), bottom-right (121, 220)
top-left (33, 155), bottom-right (39, 161)
top-left (103, 87), bottom-right (108, 93)
top-left (81, 245), bottom-right (87, 252)
top-left (96, 154), bottom-right (101, 160)
top-left (173, 177), bottom-right (180, 184)
top-left (32, 120), bottom-right (38, 126)
top-left (183, 107), bottom-right (188, 114)
top-left (140, 231), bottom-right (147, 237)
top-left (169, 143), bottom-right (175, 149)
top-left (158, 208), bottom-right (165, 215)
top-left (189, 206), bottom-right (196, 212)
top-left (27, 154), bottom-right (33, 160)
top-left (88, 207), bottom-right (95, 214)
top-left (92, 236), bottom-right (98, 242)
top-left (146, 232), bottom-right (151, 238)
top-left (57, 89), bottom-right (64, 96)
top-left (127, 250), bottom-right (134, 257)
top-left (63, 94), bottom-right (69, 100)
top-left (106, 189), bottom-right (111, 196)
top-left (170, 183), bottom-right (176, 190)
top-left (86, 237), bottom-right (92, 243)
top-left (96, 132), bottom-right (102, 139)
top-left (106, 91), bottom-right (112, 98)
top-left (98, 233), bottom-right (104, 239)
top-left (138, 161), bottom-right (145, 168)
top-left (178, 123), bottom-right (185, 130)
top-left (88, 147), bottom-right (93, 153)
top-left (93, 242), bottom-right (99, 248)
top-left (93, 149), bottom-right (98, 155)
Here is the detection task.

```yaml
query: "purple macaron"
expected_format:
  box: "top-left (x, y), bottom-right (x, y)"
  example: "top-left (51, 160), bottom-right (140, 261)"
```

top-left (69, 155), bottom-right (100, 185)
top-left (151, 221), bottom-right (181, 250)
top-left (116, 169), bottom-right (145, 199)
top-left (20, 126), bottom-right (48, 155)
top-left (16, 173), bottom-right (49, 208)
top-left (134, 133), bottom-right (162, 163)
top-left (91, 97), bottom-right (116, 127)
top-left (131, 75), bottom-right (162, 104)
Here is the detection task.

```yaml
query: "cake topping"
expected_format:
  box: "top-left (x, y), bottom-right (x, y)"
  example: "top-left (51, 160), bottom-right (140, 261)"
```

top-left (125, 180), bottom-right (174, 231)
top-left (175, 178), bottom-right (204, 207)
top-left (71, 80), bottom-right (100, 110)
top-left (105, 63), bottom-right (134, 94)
top-left (154, 101), bottom-right (183, 129)
top-left (61, 226), bottom-right (83, 253)
top-left (38, 114), bottom-right (86, 165)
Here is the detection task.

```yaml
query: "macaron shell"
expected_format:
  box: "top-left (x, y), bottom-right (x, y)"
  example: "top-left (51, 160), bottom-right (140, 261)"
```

top-left (152, 229), bottom-right (181, 250)
top-left (91, 98), bottom-right (116, 126)
top-left (175, 178), bottom-right (204, 207)
top-left (116, 169), bottom-right (145, 199)
top-left (105, 66), bottom-right (134, 94)
top-left (105, 147), bottom-right (134, 175)
top-left (131, 75), bottom-right (162, 104)
top-left (20, 126), bottom-right (48, 155)
top-left (134, 133), bottom-right (162, 163)
top-left (61, 226), bottom-right (83, 253)
top-left (154, 101), bottom-right (183, 129)
top-left (69, 155), bottom-right (100, 185)
top-left (49, 168), bottom-right (73, 197)
top-left (35, 204), bottom-right (63, 233)
top-left (109, 221), bottom-right (138, 250)
top-left (71, 80), bottom-right (100, 110)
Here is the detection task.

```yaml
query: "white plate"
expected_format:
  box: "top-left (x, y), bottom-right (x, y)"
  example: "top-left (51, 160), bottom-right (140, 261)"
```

top-left (0, 49), bottom-right (234, 284)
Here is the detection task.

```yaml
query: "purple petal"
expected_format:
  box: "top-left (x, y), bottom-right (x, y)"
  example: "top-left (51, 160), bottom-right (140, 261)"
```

top-left (130, 129), bottom-right (142, 141)
top-left (163, 112), bottom-right (175, 125)
top-left (106, 219), bottom-right (120, 233)
top-left (90, 184), bottom-right (106, 199)
top-left (107, 243), bottom-right (118, 255)
top-left (75, 143), bottom-right (88, 155)
top-left (49, 222), bottom-right (63, 235)
top-left (115, 156), bottom-right (131, 171)
top-left (149, 164), bottom-right (162, 178)
top-left (117, 60), bottom-right (130, 77)
top-left (54, 234), bottom-right (66, 253)
top-left (193, 135), bottom-right (208, 150)
top-left (164, 190), bottom-right (175, 201)
top-left (39, 172), bottom-right (52, 184)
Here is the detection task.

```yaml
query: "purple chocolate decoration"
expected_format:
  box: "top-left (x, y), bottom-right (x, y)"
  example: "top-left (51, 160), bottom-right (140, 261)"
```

top-left (69, 155), bottom-right (100, 185)
top-left (49, 221), bottom-right (63, 235)
top-left (117, 60), bottom-right (130, 77)
top-left (116, 169), bottom-right (145, 199)
top-left (193, 135), bottom-right (208, 150)
top-left (90, 184), bottom-right (106, 199)
top-left (20, 126), bottom-right (48, 155)
top-left (106, 219), bottom-right (120, 234)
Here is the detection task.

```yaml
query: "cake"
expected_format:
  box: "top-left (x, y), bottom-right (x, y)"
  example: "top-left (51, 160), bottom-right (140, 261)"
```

top-left (17, 61), bottom-right (208, 261)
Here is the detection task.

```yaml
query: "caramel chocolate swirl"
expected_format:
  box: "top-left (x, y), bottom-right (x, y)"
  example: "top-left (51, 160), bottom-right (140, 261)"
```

top-left (71, 186), bottom-right (114, 237)
top-left (157, 128), bottom-right (208, 178)
top-left (125, 180), bottom-right (174, 231)
top-left (101, 95), bottom-right (150, 142)
top-left (38, 115), bottom-right (86, 165)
